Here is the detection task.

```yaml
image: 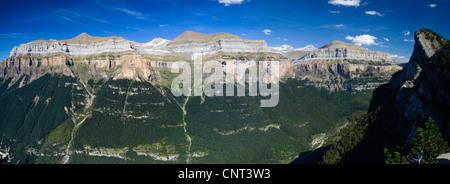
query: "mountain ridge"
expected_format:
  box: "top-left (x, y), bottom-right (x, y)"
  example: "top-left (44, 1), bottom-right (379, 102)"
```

top-left (319, 40), bottom-right (367, 51)
top-left (337, 28), bottom-right (450, 163)
top-left (1, 31), bottom-right (401, 92)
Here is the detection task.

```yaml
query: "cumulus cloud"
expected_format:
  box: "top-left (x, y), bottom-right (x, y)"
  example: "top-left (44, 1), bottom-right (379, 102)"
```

top-left (404, 39), bottom-right (414, 42)
top-left (383, 38), bottom-right (390, 41)
top-left (345, 34), bottom-right (380, 46)
top-left (218, 0), bottom-right (248, 6)
top-left (428, 4), bottom-right (437, 8)
top-left (365, 11), bottom-right (383, 17)
top-left (403, 30), bottom-right (410, 36)
top-left (328, 0), bottom-right (361, 7)
top-left (263, 29), bottom-right (272, 35)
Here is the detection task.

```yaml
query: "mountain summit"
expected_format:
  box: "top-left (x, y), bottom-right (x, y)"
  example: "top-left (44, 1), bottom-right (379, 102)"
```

top-left (168, 30), bottom-right (245, 45)
top-left (320, 40), bottom-right (367, 51)
top-left (61, 32), bottom-right (125, 44)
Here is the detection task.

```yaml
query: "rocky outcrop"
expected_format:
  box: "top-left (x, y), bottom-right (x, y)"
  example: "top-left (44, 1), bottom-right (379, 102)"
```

top-left (347, 28), bottom-right (450, 163)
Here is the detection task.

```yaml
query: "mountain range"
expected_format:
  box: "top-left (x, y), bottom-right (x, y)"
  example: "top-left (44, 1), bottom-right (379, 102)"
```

top-left (0, 30), bottom-right (413, 164)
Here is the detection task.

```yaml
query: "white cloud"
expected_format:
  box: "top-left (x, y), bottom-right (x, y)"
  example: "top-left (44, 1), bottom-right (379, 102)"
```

top-left (428, 4), bottom-right (437, 8)
top-left (218, 0), bottom-right (248, 6)
top-left (403, 30), bottom-right (410, 36)
top-left (328, 0), bottom-right (361, 7)
top-left (318, 24), bottom-right (346, 29)
top-left (284, 38), bottom-right (287, 41)
top-left (115, 8), bottom-right (147, 20)
top-left (391, 55), bottom-right (406, 59)
top-left (404, 39), bottom-right (414, 42)
top-left (329, 10), bottom-right (341, 14)
top-left (383, 38), bottom-right (390, 41)
top-left (159, 24), bottom-right (169, 28)
top-left (127, 26), bottom-right (147, 31)
top-left (365, 11), bottom-right (383, 17)
top-left (95, 1), bottom-right (147, 20)
top-left (263, 29), bottom-right (272, 35)
top-left (345, 34), bottom-right (380, 46)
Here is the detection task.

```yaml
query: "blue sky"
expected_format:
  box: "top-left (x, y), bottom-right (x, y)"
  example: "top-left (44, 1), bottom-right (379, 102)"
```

top-left (0, 0), bottom-right (449, 61)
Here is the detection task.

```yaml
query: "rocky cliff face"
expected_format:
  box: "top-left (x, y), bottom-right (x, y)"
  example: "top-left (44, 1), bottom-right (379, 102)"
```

top-left (1, 32), bottom-right (400, 91)
top-left (0, 54), bottom-right (74, 79)
top-left (10, 33), bottom-right (134, 57)
top-left (295, 41), bottom-right (392, 63)
top-left (287, 41), bottom-right (400, 90)
top-left (347, 28), bottom-right (450, 163)
top-left (297, 48), bottom-right (392, 63)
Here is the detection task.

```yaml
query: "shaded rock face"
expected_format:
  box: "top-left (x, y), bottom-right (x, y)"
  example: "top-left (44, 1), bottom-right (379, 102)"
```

top-left (349, 29), bottom-right (450, 163)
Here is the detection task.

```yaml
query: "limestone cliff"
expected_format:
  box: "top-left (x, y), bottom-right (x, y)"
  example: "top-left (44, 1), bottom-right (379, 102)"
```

top-left (347, 28), bottom-right (450, 163)
top-left (289, 41), bottom-right (400, 90)
top-left (1, 31), bottom-right (400, 90)
top-left (295, 41), bottom-right (392, 63)
top-left (10, 33), bottom-right (134, 57)
top-left (0, 54), bottom-right (74, 79)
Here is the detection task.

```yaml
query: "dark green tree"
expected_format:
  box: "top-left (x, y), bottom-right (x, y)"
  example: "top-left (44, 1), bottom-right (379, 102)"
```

top-left (384, 148), bottom-right (408, 164)
top-left (407, 117), bottom-right (448, 164)
top-left (385, 117), bottom-right (449, 164)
